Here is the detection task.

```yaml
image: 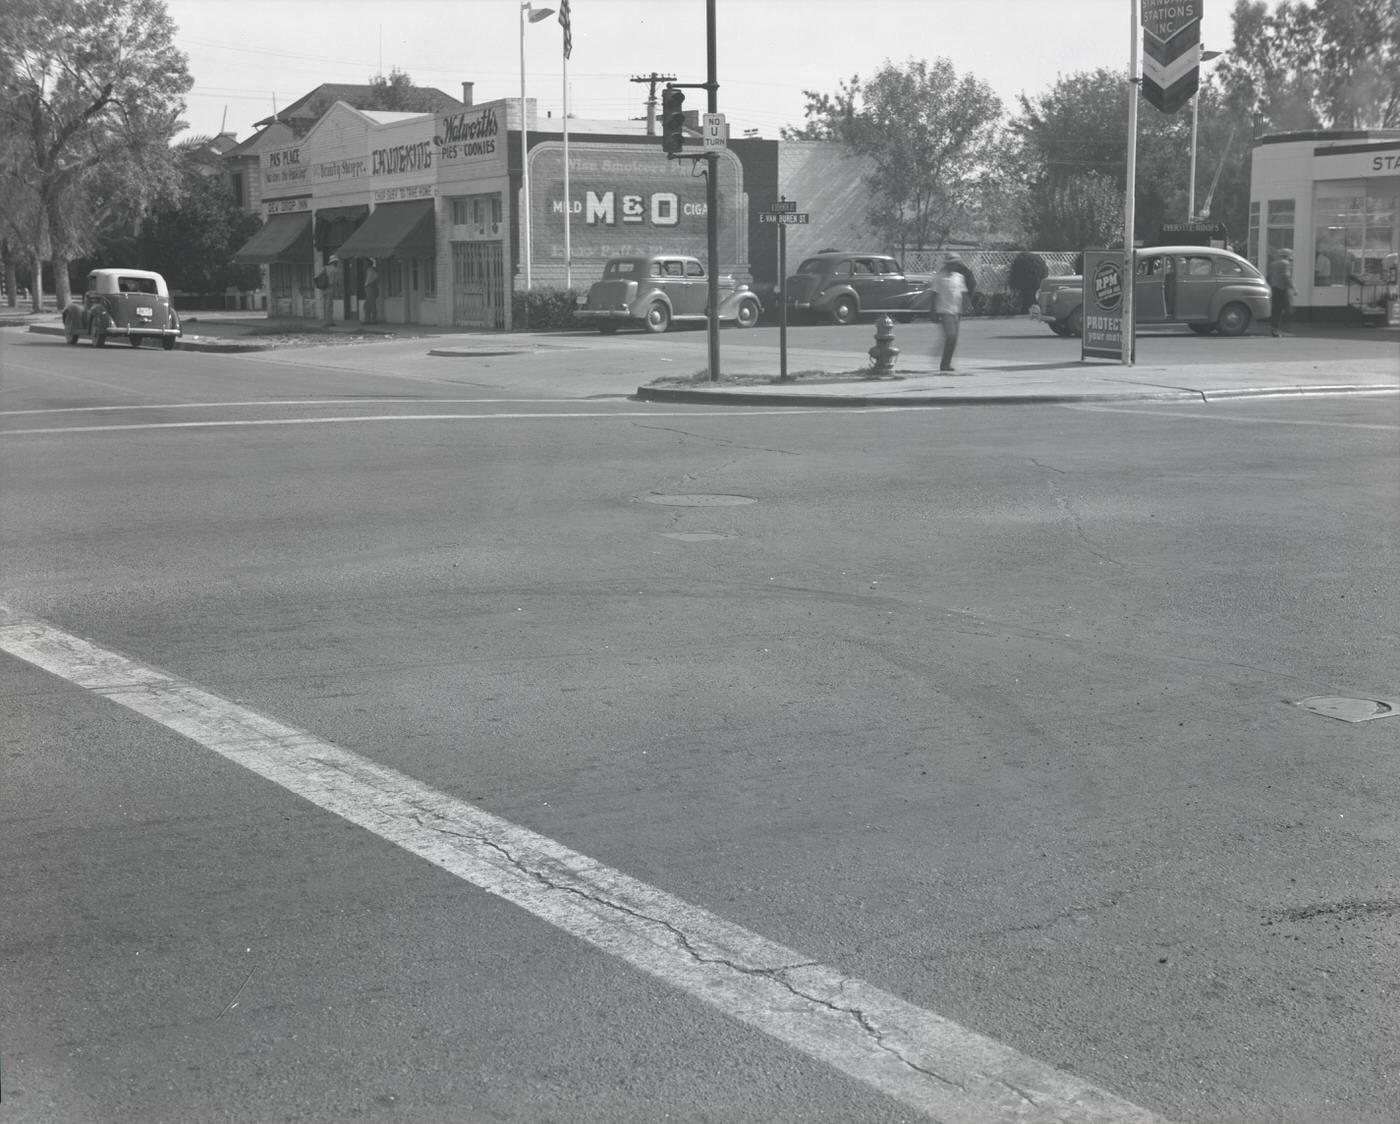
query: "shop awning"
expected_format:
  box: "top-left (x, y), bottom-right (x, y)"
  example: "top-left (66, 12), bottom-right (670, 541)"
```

top-left (333, 200), bottom-right (436, 260)
top-left (232, 212), bottom-right (313, 265)
top-left (314, 205), bottom-right (369, 251)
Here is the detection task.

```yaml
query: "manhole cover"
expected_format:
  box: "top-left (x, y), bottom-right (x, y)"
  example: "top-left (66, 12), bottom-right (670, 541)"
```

top-left (642, 493), bottom-right (756, 507)
top-left (658, 531), bottom-right (735, 542)
top-left (1297, 696), bottom-right (1398, 723)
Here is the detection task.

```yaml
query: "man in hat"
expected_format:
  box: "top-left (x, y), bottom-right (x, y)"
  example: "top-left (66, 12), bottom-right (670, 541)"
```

top-left (1268, 248), bottom-right (1295, 336)
top-left (933, 254), bottom-right (969, 372)
top-left (322, 255), bottom-right (342, 327)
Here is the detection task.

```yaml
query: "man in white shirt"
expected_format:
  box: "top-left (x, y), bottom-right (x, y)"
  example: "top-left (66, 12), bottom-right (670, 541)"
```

top-left (934, 254), bottom-right (968, 372)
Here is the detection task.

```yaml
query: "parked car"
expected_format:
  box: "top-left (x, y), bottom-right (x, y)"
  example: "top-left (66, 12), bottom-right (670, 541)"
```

top-left (62, 268), bottom-right (181, 350)
top-left (783, 252), bottom-right (934, 325)
top-left (1032, 246), bottom-right (1271, 337)
top-left (576, 254), bottom-right (762, 333)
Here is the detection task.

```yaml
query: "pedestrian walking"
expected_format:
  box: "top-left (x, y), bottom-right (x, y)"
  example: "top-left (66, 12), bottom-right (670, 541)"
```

top-left (363, 260), bottom-right (380, 325)
top-left (1268, 249), bottom-right (1295, 336)
top-left (318, 255), bottom-right (341, 327)
top-left (933, 254), bottom-right (968, 372)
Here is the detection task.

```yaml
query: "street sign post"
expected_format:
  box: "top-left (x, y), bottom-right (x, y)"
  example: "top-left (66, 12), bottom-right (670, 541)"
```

top-left (758, 200), bottom-right (807, 381)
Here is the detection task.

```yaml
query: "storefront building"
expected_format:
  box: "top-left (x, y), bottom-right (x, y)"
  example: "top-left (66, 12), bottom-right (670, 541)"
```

top-left (230, 91), bottom-right (887, 329)
top-left (1249, 131), bottom-right (1400, 325)
top-left (232, 97), bottom-right (518, 328)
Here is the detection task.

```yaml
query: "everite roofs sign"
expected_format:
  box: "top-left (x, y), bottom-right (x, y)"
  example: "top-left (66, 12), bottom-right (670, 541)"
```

top-left (1141, 0), bottom-right (1202, 114)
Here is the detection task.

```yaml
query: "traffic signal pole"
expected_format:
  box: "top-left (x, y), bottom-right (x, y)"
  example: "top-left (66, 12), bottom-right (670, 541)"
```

top-left (705, 0), bottom-right (720, 382)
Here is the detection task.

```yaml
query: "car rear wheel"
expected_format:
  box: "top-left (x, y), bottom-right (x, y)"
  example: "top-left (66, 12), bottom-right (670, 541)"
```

top-left (129, 335), bottom-right (143, 348)
top-left (733, 298), bottom-right (760, 329)
top-left (1065, 307), bottom-right (1083, 337)
top-left (644, 302), bottom-right (671, 333)
top-left (1216, 302), bottom-right (1251, 337)
top-left (162, 336), bottom-right (177, 351)
top-left (830, 296), bottom-right (857, 325)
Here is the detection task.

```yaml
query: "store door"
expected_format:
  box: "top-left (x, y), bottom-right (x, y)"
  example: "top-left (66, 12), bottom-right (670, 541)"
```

top-left (452, 242), bottom-right (506, 329)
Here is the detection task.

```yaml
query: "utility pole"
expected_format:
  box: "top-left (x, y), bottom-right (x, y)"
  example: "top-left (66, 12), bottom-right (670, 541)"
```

top-left (705, 0), bottom-right (719, 382)
top-left (630, 73), bottom-right (676, 137)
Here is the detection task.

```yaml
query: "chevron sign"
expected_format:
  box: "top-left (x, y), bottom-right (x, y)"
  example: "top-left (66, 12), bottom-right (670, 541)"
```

top-left (1141, 0), bottom-right (1202, 113)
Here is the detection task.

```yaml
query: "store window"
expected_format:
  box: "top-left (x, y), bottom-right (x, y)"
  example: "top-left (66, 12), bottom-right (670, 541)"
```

top-left (1266, 199), bottom-right (1294, 261)
top-left (1314, 185), bottom-right (1399, 290)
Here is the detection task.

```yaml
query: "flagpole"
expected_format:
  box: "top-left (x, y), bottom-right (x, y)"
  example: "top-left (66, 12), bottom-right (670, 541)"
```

top-left (560, 1), bottom-right (572, 291)
top-left (1122, 0), bottom-right (1139, 367)
top-left (563, 54), bottom-right (571, 290)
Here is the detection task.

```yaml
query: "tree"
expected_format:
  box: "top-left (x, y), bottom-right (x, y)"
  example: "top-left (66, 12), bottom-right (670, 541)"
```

top-left (132, 139), bottom-right (262, 296)
top-left (1219, 0), bottom-right (1400, 133)
top-left (783, 58), bottom-right (1004, 253)
top-left (1010, 68), bottom-right (1227, 249)
top-left (367, 68), bottom-right (450, 115)
top-left (0, 0), bottom-right (192, 309)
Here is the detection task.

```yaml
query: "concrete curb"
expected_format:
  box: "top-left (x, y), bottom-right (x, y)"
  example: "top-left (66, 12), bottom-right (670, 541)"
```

top-left (25, 322), bottom-right (272, 353)
top-left (633, 383), bottom-right (1398, 408)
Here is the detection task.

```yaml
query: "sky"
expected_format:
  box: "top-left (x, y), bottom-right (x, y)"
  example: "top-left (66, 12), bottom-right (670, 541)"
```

top-left (162, 0), bottom-right (1236, 143)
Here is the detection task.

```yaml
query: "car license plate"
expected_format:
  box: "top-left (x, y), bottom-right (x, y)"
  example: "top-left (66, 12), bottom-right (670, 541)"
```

top-left (137, 307), bottom-right (153, 317)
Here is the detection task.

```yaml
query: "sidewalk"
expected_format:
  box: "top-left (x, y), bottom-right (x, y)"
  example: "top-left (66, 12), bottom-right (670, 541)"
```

top-left (10, 310), bottom-right (1398, 407)
top-left (634, 351), bottom-right (1400, 407)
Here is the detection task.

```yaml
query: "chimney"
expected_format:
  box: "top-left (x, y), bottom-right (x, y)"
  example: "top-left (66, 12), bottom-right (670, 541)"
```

top-left (461, 82), bottom-right (474, 107)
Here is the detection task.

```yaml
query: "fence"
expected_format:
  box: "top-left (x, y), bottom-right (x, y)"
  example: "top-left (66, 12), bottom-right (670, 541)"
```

top-left (902, 249), bottom-right (1079, 296)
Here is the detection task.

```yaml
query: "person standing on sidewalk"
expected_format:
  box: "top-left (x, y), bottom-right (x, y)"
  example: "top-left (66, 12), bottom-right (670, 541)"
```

top-left (363, 260), bottom-right (380, 325)
top-left (320, 256), bottom-right (341, 328)
top-left (933, 254), bottom-right (968, 372)
top-left (1268, 249), bottom-right (1295, 336)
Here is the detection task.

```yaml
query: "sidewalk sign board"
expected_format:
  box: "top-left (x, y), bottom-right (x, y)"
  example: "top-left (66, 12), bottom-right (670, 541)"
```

top-left (1081, 250), bottom-right (1136, 362)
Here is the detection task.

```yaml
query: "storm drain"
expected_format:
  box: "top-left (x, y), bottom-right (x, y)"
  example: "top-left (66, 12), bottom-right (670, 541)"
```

top-left (641, 493), bottom-right (757, 507)
top-left (1296, 696), bottom-right (1398, 723)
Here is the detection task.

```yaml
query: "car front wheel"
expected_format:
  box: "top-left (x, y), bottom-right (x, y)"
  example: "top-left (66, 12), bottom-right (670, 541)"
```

top-left (1188, 323), bottom-right (1215, 335)
top-left (644, 302), bottom-right (671, 333)
top-left (830, 296), bottom-right (857, 325)
top-left (64, 318), bottom-right (80, 345)
top-left (1216, 302), bottom-right (1251, 336)
top-left (90, 318), bottom-right (107, 348)
top-left (733, 298), bottom-right (760, 328)
top-left (1065, 307), bottom-right (1083, 337)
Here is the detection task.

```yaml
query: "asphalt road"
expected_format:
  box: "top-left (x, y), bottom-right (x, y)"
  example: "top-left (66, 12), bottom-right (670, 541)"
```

top-left (2, 325), bottom-right (1397, 1123)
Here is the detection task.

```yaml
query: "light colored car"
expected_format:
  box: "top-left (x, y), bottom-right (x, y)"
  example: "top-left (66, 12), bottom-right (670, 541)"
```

top-left (576, 254), bottom-right (762, 334)
top-left (62, 268), bottom-right (181, 349)
top-left (784, 252), bottom-right (935, 325)
top-left (1032, 246), bottom-right (1272, 337)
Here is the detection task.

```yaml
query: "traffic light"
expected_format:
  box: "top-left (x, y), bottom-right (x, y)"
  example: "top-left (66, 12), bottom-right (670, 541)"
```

top-left (661, 86), bottom-right (686, 155)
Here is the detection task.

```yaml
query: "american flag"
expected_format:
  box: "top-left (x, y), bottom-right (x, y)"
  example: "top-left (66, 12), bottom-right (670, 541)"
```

top-left (559, 0), bottom-right (572, 59)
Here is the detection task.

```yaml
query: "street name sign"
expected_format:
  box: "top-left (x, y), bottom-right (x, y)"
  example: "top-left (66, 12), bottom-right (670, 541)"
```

top-left (767, 200), bottom-right (799, 213)
top-left (759, 212), bottom-right (809, 224)
top-left (1141, 0), bottom-right (1202, 113)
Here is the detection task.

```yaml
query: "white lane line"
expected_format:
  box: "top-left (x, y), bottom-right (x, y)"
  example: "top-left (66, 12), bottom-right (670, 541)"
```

top-left (0, 398), bottom-right (638, 418)
top-left (0, 616), bottom-right (1171, 1123)
top-left (1, 407), bottom-right (928, 435)
top-left (1068, 404), bottom-right (1399, 429)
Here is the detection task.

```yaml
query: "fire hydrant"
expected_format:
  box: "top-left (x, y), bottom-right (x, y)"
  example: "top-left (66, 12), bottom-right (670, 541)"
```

top-left (868, 314), bottom-right (899, 375)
